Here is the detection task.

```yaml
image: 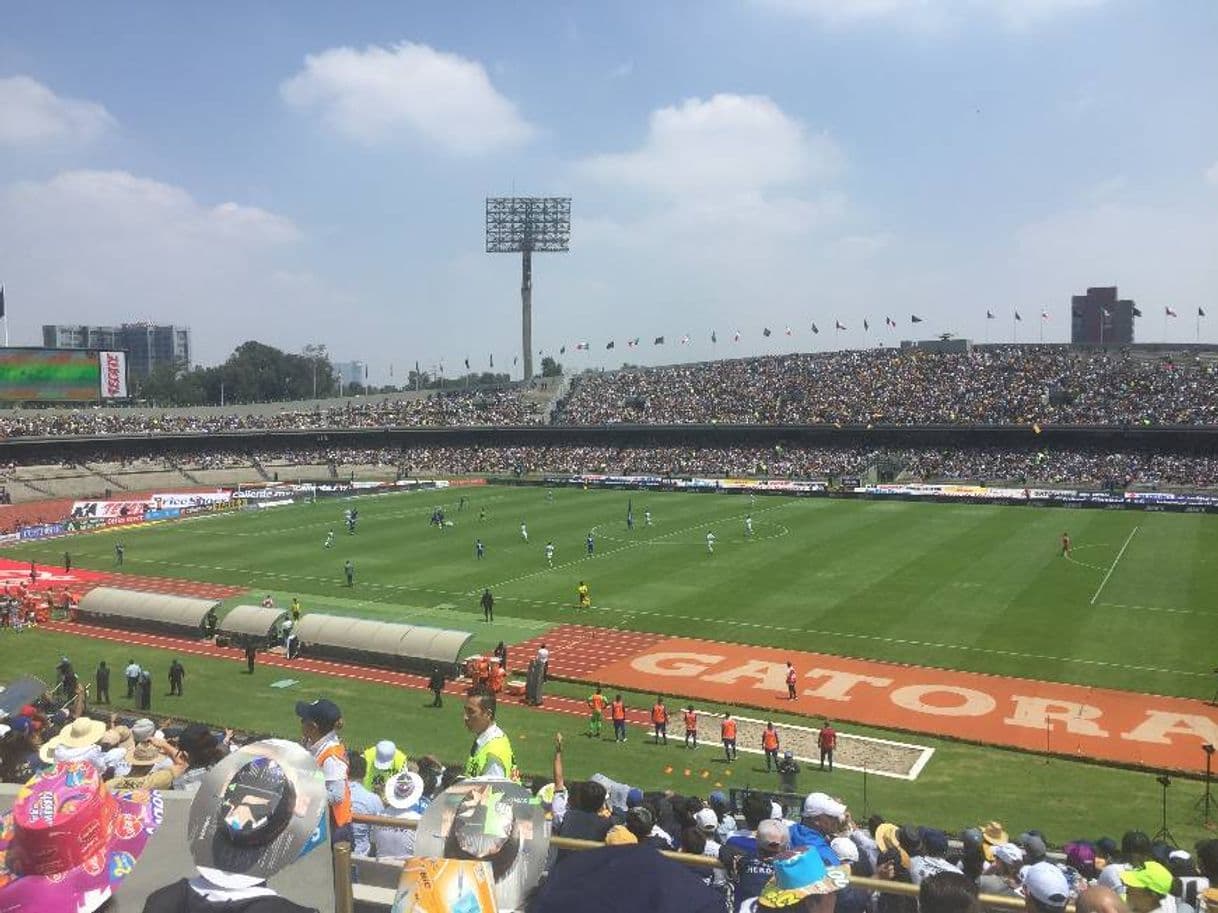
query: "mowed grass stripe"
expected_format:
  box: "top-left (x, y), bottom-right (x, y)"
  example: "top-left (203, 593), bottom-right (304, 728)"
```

top-left (5, 485), bottom-right (1213, 699)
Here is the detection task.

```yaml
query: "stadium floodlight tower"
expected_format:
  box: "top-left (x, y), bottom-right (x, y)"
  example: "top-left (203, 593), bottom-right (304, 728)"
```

top-left (485, 196), bottom-right (571, 381)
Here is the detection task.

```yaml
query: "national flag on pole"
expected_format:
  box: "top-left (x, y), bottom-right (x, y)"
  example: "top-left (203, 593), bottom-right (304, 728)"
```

top-left (1165, 307), bottom-right (1178, 317)
top-left (513, 356), bottom-right (518, 366)
top-left (575, 342), bottom-right (589, 350)
top-left (835, 320), bottom-right (846, 331)
top-left (784, 326), bottom-right (793, 336)
top-left (733, 331), bottom-right (741, 342)
top-left (1014, 311), bottom-right (1022, 322)
top-left (654, 336), bottom-right (665, 345)
top-left (364, 364), bottom-right (368, 379)
top-left (986, 310), bottom-right (995, 320)
top-left (885, 316), bottom-right (895, 329)
top-left (390, 364), bottom-right (394, 377)
top-left (626, 338), bottom-right (638, 348)
top-left (863, 319), bottom-right (869, 332)
top-left (711, 331), bottom-right (717, 344)
top-left (606, 340), bottom-right (615, 349)
top-left (1200, 307), bottom-right (1207, 318)
top-left (490, 354), bottom-right (494, 367)
top-left (762, 327), bottom-right (772, 337)
top-left (910, 314), bottom-right (923, 323)
top-left (0, 285), bottom-right (5, 319)
top-left (559, 346), bottom-right (566, 354)
top-left (680, 334), bottom-right (690, 344)
top-left (1041, 311), bottom-right (1050, 321)
top-left (811, 323), bottom-right (819, 335)
top-left (1132, 307), bottom-right (1143, 317)
top-left (464, 358), bottom-right (470, 370)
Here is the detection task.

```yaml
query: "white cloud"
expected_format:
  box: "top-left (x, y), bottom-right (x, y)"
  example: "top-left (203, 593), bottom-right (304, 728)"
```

top-left (280, 41), bottom-right (534, 154)
top-left (578, 94), bottom-right (843, 197)
top-left (0, 170), bottom-right (347, 363)
top-left (1205, 161), bottom-right (1218, 188)
top-left (0, 75), bottom-right (116, 146)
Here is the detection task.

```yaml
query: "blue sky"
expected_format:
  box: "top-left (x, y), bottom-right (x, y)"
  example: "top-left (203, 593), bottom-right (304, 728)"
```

top-left (2, 0), bottom-right (1215, 381)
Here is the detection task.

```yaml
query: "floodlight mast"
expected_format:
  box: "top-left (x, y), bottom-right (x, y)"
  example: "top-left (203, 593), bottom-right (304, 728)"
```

top-left (485, 197), bottom-right (571, 381)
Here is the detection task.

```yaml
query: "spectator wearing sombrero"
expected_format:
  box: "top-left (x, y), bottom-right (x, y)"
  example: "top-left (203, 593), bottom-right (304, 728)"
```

top-left (37, 714), bottom-right (108, 769)
top-left (142, 738), bottom-right (328, 913)
top-left (0, 760), bottom-right (162, 913)
top-left (756, 845), bottom-right (851, 910)
top-left (981, 821), bottom-right (1009, 862)
top-left (373, 770), bottom-right (427, 860)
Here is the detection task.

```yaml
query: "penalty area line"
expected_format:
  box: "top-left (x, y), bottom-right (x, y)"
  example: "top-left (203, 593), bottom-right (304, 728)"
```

top-left (1090, 526), bottom-right (1139, 606)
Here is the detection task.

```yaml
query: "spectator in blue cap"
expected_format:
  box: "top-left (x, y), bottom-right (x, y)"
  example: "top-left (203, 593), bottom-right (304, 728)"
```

top-left (910, 828), bottom-right (962, 884)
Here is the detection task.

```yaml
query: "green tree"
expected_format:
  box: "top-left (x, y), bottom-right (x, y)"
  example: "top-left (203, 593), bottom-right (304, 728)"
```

top-left (540, 356), bottom-right (563, 377)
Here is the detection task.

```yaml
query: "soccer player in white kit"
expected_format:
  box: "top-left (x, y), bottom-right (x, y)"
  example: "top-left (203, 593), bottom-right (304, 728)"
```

top-left (744, 515), bottom-right (753, 537)
top-left (324, 530), bottom-right (334, 549)
top-left (545, 542), bottom-right (555, 567)
top-left (644, 509), bottom-right (652, 527)
top-left (520, 521), bottom-right (528, 542)
top-left (706, 531), bottom-right (716, 554)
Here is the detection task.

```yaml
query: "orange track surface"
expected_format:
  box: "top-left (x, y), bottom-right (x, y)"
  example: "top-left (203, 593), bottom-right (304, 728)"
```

top-left (514, 625), bottom-right (1218, 774)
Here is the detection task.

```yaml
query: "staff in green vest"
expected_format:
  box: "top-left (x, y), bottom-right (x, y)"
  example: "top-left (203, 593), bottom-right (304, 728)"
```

top-left (462, 692), bottom-right (516, 780)
top-left (362, 739), bottom-right (407, 794)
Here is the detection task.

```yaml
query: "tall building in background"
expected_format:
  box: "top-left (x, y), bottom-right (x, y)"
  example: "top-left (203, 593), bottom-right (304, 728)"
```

top-left (332, 360), bottom-right (368, 388)
top-left (42, 323), bottom-right (191, 378)
top-left (1071, 287), bottom-right (1135, 345)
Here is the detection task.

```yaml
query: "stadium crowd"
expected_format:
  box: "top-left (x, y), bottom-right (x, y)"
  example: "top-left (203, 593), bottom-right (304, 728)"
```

top-left (2, 664), bottom-right (1215, 913)
top-left (555, 348), bottom-right (1218, 426)
top-left (1, 348), bottom-right (1217, 441)
top-left (5, 443), bottom-right (1218, 490)
top-left (0, 387), bottom-right (543, 438)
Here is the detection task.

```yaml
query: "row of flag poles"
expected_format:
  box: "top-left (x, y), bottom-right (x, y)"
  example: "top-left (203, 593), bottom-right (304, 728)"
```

top-left (437, 307), bottom-right (1211, 375)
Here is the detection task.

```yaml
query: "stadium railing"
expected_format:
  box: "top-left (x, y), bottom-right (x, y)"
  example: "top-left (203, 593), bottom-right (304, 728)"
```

top-left (345, 812), bottom-right (1041, 911)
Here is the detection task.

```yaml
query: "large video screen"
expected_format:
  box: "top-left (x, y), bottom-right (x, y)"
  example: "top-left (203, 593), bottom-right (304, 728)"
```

top-left (0, 349), bottom-right (128, 403)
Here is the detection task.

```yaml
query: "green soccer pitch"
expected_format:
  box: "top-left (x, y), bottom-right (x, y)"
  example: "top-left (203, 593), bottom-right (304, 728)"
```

top-left (5, 483), bottom-right (1216, 700)
top-left (4, 483), bottom-right (1218, 846)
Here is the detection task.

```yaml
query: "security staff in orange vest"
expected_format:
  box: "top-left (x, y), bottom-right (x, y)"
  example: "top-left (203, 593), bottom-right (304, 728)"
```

top-left (762, 721), bottom-right (781, 771)
top-left (651, 696), bottom-right (669, 745)
top-left (721, 713), bottom-right (738, 762)
top-left (611, 694), bottom-right (628, 743)
top-left (297, 698), bottom-right (353, 844)
top-left (683, 706), bottom-right (699, 749)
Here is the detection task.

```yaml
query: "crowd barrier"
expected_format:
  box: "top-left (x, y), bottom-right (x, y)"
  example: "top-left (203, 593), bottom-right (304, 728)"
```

top-left (343, 812), bottom-right (1044, 912)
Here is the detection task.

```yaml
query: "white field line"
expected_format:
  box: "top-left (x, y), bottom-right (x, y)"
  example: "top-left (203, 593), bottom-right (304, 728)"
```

top-left (1090, 526), bottom-right (1139, 606)
top-left (725, 712), bottom-right (933, 781)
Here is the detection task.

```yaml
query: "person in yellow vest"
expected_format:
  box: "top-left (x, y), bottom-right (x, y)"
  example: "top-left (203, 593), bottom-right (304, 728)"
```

top-left (296, 698), bottom-right (353, 844)
top-left (576, 581), bottom-right (591, 609)
top-left (290, 596), bottom-right (302, 623)
top-left (462, 691), bottom-right (517, 780)
top-left (362, 739), bottom-right (407, 795)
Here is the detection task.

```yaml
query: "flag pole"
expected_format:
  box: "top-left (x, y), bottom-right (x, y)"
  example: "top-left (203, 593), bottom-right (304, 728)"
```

top-left (1013, 312), bottom-right (1018, 344)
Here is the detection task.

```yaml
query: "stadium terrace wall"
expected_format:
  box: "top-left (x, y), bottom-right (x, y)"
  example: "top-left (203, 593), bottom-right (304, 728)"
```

top-left (3, 423), bottom-right (1218, 465)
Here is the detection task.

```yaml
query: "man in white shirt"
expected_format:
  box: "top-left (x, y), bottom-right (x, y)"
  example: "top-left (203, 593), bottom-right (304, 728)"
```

top-left (125, 658), bottom-right (142, 698)
top-left (375, 772), bottom-right (427, 860)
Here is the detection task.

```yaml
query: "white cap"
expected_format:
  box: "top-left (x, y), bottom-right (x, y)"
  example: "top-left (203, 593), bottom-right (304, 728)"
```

top-left (373, 740), bottom-right (397, 770)
top-left (831, 836), bottom-right (860, 864)
top-left (771, 801), bottom-right (784, 820)
top-left (993, 842), bottom-right (1025, 866)
top-left (802, 792), bottom-right (847, 820)
top-left (694, 808), bottom-right (718, 832)
top-left (1024, 862), bottom-right (1069, 909)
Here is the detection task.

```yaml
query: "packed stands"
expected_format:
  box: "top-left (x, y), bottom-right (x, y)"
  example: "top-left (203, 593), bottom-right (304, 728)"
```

top-left (554, 347), bottom-right (1218, 426)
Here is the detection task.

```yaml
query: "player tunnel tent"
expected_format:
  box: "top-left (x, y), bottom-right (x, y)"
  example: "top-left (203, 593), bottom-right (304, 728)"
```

top-left (292, 613), bottom-right (473, 676)
top-left (217, 604), bottom-right (289, 649)
top-left (74, 587), bottom-right (220, 638)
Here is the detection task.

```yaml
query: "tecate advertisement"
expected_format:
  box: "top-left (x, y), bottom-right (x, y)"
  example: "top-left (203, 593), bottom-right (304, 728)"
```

top-left (99, 350), bottom-right (128, 399)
